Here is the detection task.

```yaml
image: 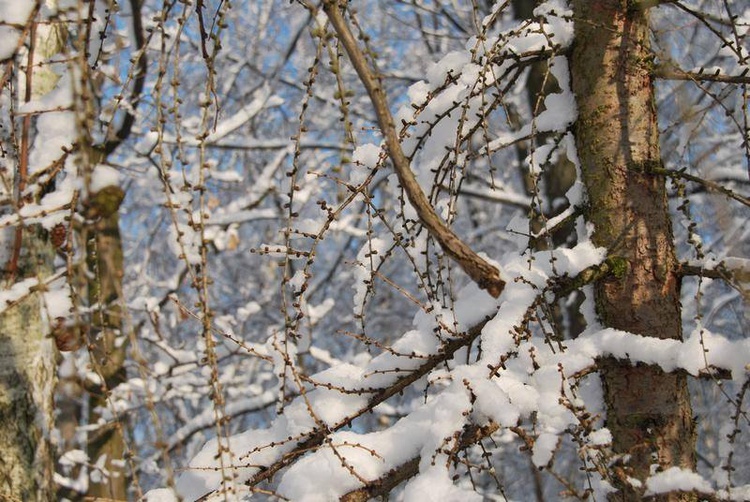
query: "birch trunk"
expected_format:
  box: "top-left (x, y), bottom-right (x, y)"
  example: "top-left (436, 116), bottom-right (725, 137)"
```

top-left (0, 19), bottom-right (63, 498)
top-left (0, 235), bottom-right (56, 501)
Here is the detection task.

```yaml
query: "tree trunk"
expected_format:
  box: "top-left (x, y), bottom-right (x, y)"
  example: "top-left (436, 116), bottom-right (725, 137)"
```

top-left (0, 232), bottom-right (56, 501)
top-left (85, 181), bottom-right (128, 500)
top-left (570, 2), bottom-right (696, 500)
top-left (0, 14), bottom-right (66, 501)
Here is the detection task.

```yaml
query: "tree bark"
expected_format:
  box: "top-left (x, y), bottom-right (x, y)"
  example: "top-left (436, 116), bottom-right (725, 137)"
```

top-left (0, 13), bottom-right (65, 501)
top-left (84, 180), bottom-right (128, 500)
top-left (0, 232), bottom-right (56, 501)
top-left (570, 1), bottom-right (696, 500)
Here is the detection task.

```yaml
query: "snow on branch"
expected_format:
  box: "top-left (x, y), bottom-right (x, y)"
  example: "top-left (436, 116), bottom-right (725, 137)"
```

top-left (322, 0), bottom-right (506, 297)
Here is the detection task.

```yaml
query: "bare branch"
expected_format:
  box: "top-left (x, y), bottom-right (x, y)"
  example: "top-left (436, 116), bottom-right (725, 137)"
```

top-left (321, 0), bottom-right (506, 297)
top-left (101, 0), bottom-right (147, 156)
top-left (653, 66), bottom-right (750, 85)
top-left (679, 258), bottom-right (750, 284)
top-left (654, 167), bottom-right (750, 207)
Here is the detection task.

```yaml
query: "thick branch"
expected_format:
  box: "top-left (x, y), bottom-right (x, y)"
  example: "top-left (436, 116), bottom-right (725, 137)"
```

top-left (226, 321), bottom-right (489, 497)
top-left (322, 0), bottom-right (505, 297)
top-left (340, 457), bottom-right (420, 502)
top-left (235, 265), bottom-right (610, 492)
top-left (190, 262), bottom-right (616, 501)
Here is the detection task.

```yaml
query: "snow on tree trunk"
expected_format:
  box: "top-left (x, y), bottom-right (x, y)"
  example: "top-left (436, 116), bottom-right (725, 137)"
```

top-left (570, 1), bottom-right (696, 500)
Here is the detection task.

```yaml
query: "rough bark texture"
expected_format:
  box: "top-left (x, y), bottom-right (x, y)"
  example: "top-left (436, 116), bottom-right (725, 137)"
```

top-left (570, 1), bottom-right (696, 500)
top-left (0, 231), bottom-right (56, 501)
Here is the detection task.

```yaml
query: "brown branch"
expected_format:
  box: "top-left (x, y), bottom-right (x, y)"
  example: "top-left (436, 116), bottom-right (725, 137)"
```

top-left (236, 265), bottom-right (612, 490)
top-left (6, 18), bottom-right (38, 281)
top-left (101, 0), bottom-right (147, 156)
top-left (322, 0), bottom-right (505, 297)
top-left (340, 457), bottom-right (420, 502)
top-left (442, 183), bottom-right (532, 210)
top-left (653, 66), bottom-right (750, 85)
top-left (654, 167), bottom-right (750, 207)
top-left (678, 260), bottom-right (750, 284)
top-left (195, 0), bottom-right (210, 61)
top-left (223, 320), bottom-right (490, 498)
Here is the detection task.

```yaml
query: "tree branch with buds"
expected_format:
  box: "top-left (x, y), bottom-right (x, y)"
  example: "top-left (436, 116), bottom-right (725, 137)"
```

top-left (321, 0), bottom-right (506, 297)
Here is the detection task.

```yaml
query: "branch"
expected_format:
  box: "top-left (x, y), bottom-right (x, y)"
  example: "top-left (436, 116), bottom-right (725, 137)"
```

top-left (321, 0), bottom-right (505, 297)
top-left (678, 258), bottom-right (750, 284)
top-left (225, 320), bottom-right (490, 497)
top-left (444, 183), bottom-right (532, 210)
top-left (653, 66), bottom-right (750, 85)
top-left (340, 457), bottom-right (420, 502)
top-left (101, 0), bottom-right (147, 156)
top-left (653, 167), bottom-right (750, 207)
top-left (189, 260), bottom-right (617, 501)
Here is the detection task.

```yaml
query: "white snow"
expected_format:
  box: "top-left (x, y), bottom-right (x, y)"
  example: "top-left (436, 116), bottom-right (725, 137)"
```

top-left (588, 428), bottom-right (612, 446)
top-left (0, 1), bottom-right (34, 60)
top-left (90, 164), bottom-right (121, 193)
top-left (350, 143), bottom-right (382, 184)
top-left (645, 467), bottom-right (713, 496)
top-left (42, 276), bottom-right (73, 319)
top-left (0, 277), bottom-right (38, 314)
top-left (141, 488), bottom-right (180, 502)
top-left (58, 449), bottom-right (88, 466)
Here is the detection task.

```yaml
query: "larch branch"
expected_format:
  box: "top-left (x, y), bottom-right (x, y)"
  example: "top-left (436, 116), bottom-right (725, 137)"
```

top-left (322, 0), bottom-right (505, 297)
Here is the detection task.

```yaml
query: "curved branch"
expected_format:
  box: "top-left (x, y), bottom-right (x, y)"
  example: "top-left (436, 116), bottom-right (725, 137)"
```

top-left (321, 0), bottom-right (505, 297)
top-left (101, 0), bottom-right (147, 156)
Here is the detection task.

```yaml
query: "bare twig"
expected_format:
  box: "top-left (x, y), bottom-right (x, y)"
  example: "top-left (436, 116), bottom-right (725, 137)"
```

top-left (101, 0), bottom-right (147, 155)
top-left (654, 166), bottom-right (750, 207)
